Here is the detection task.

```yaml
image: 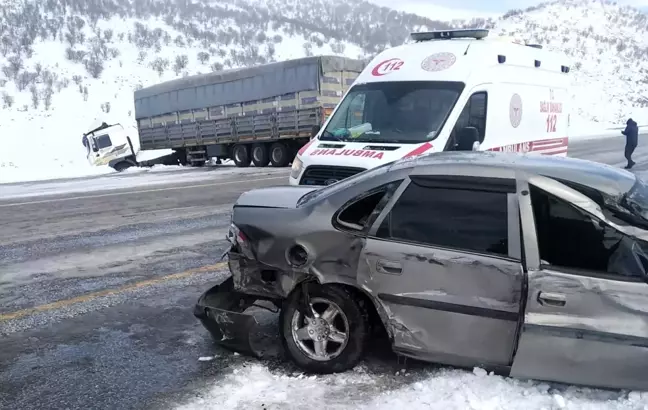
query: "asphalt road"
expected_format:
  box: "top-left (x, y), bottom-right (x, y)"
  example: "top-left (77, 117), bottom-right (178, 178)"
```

top-left (0, 135), bottom-right (646, 410)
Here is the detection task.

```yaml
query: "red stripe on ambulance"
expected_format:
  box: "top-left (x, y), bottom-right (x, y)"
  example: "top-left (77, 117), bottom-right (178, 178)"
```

top-left (489, 137), bottom-right (568, 155)
top-left (403, 142), bottom-right (433, 158)
top-left (298, 138), bottom-right (316, 155)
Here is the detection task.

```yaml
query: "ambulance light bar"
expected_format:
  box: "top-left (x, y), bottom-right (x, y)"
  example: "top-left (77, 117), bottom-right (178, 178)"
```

top-left (410, 29), bottom-right (489, 42)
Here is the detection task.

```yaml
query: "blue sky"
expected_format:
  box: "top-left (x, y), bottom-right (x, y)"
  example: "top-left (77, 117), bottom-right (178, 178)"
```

top-left (368, 0), bottom-right (648, 19)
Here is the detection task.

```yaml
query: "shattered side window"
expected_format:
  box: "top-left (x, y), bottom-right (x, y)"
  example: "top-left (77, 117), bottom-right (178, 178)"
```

top-left (335, 180), bottom-right (403, 232)
top-left (530, 185), bottom-right (648, 279)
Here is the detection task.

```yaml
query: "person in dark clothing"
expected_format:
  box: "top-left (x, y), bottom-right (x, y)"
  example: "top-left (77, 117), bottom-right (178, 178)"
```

top-left (621, 118), bottom-right (639, 169)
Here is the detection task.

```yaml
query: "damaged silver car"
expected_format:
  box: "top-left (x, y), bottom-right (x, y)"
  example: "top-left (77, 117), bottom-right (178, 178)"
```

top-left (194, 151), bottom-right (648, 391)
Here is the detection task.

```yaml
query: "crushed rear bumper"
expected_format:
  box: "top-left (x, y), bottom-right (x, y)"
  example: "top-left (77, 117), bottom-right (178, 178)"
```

top-left (193, 277), bottom-right (263, 358)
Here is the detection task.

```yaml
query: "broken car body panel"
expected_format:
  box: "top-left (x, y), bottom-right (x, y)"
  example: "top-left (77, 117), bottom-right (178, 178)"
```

top-left (195, 151), bottom-right (648, 391)
top-left (194, 277), bottom-right (262, 358)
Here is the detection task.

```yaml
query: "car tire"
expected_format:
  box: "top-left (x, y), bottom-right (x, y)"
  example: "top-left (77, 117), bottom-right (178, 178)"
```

top-left (279, 284), bottom-right (368, 374)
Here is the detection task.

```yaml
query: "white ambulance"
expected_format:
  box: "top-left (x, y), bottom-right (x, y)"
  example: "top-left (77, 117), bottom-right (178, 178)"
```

top-left (289, 29), bottom-right (572, 186)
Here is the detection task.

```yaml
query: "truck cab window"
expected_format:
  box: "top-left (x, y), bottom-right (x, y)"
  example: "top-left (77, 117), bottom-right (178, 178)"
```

top-left (95, 134), bottom-right (113, 150)
top-left (449, 92), bottom-right (488, 149)
top-left (346, 94), bottom-right (365, 128)
top-left (530, 185), bottom-right (647, 278)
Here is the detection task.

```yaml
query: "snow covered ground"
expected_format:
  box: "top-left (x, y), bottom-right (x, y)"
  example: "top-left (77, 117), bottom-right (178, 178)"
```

top-left (177, 362), bottom-right (647, 410)
top-left (0, 163), bottom-right (289, 200)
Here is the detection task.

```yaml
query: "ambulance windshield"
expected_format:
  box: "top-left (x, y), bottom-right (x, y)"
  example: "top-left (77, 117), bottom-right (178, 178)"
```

top-left (322, 81), bottom-right (464, 144)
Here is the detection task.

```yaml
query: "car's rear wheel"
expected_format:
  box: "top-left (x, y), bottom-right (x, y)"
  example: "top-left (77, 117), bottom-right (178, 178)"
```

top-left (279, 284), bottom-right (368, 374)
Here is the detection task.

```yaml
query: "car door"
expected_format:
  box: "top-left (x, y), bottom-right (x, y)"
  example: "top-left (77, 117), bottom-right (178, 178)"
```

top-left (510, 176), bottom-right (648, 391)
top-left (357, 173), bottom-right (525, 369)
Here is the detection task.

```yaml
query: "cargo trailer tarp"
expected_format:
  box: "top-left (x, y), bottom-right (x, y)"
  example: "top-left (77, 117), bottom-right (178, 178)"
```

top-left (134, 55), bottom-right (365, 120)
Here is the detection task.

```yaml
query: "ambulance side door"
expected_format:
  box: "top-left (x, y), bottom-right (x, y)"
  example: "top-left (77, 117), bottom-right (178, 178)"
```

top-left (445, 89), bottom-right (488, 151)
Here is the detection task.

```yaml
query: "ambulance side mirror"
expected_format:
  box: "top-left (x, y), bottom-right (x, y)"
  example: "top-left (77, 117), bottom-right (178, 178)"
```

top-left (457, 126), bottom-right (479, 151)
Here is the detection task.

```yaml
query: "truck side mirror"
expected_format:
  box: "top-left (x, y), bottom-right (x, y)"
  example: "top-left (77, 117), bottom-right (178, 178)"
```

top-left (311, 125), bottom-right (321, 139)
top-left (456, 126), bottom-right (479, 151)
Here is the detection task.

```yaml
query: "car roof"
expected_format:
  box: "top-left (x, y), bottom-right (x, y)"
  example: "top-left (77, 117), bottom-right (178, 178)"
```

top-left (392, 151), bottom-right (637, 196)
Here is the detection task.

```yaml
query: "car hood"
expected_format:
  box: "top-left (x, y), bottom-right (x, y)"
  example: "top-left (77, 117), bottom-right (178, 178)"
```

top-left (234, 185), bottom-right (320, 208)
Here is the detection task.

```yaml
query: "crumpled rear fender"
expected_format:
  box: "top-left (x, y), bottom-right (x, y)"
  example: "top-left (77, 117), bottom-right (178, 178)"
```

top-left (193, 276), bottom-right (263, 358)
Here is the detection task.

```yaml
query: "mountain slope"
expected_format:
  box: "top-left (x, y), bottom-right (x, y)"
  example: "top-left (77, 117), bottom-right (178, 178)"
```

top-left (0, 0), bottom-right (449, 181)
top-left (0, 0), bottom-right (646, 181)
top-left (464, 0), bottom-right (648, 127)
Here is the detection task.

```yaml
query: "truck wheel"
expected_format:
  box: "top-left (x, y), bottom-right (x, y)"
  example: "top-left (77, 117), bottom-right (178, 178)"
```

top-left (112, 161), bottom-right (134, 172)
top-left (270, 142), bottom-right (290, 167)
top-left (279, 284), bottom-right (368, 374)
top-left (251, 143), bottom-right (270, 167)
top-left (232, 144), bottom-right (251, 167)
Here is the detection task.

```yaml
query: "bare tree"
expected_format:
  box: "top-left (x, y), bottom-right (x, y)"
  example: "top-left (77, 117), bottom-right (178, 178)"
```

top-left (30, 84), bottom-right (39, 109)
top-left (6, 55), bottom-right (23, 79)
top-left (84, 54), bottom-right (104, 79)
top-left (1, 92), bottom-right (14, 109)
top-left (149, 57), bottom-right (169, 77)
top-left (43, 85), bottom-right (54, 110)
top-left (16, 71), bottom-right (35, 91)
top-left (173, 54), bottom-right (189, 75)
top-left (197, 51), bottom-right (210, 64)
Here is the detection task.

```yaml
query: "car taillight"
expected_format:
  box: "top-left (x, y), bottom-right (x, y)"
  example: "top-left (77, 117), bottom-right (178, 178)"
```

top-left (237, 230), bottom-right (247, 245)
top-left (227, 223), bottom-right (253, 258)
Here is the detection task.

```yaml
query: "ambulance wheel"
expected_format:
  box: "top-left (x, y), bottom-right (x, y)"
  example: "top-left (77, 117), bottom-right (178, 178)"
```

top-left (279, 284), bottom-right (368, 374)
top-left (270, 142), bottom-right (290, 167)
top-left (251, 143), bottom-right (270, 167)
top-left (232, 144), bottom-right (251, 167)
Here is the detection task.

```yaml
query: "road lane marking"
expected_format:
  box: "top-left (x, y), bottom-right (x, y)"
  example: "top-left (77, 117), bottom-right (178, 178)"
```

top-left (0, 175), bottom-right (288, 208)
top-left (0, 261), bottom-right (228, 322)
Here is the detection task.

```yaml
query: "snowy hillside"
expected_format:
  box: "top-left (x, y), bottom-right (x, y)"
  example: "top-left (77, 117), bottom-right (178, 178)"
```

top-left (0, 0), bottom-right (448, 181)
top-left (0, 0), bottom-right (647, 181)
top-left (457, 0), bottom-right (648, 127)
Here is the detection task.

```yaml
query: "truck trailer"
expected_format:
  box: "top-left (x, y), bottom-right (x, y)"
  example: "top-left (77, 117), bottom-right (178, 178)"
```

top-left (133, 55), bottom-right (365, 168)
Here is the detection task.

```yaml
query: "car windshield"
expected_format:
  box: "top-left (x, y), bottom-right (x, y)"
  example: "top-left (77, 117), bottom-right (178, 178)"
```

top-left (621, 175), bottom-right (648, 222)
top-left (321, 81), bottom-right (464, 144)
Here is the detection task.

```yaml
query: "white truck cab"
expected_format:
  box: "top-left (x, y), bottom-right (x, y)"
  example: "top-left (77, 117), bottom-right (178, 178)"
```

top-left (289, 29), bottom-right (572, 186)
top-left (82, 120), bottom-right (179, 172)
top-left (83, 122), bottom-right (139, 171)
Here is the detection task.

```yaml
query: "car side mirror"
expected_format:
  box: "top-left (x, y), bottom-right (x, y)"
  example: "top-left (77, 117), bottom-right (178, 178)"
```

top-left (456, 126), bottom-right (479, 151)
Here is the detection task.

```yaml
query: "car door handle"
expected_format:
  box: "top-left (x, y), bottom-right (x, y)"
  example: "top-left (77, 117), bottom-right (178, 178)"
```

top-left (376, 259), bottom-right (402, 275)
top-left (537, 291), bottom-right (566, 307)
